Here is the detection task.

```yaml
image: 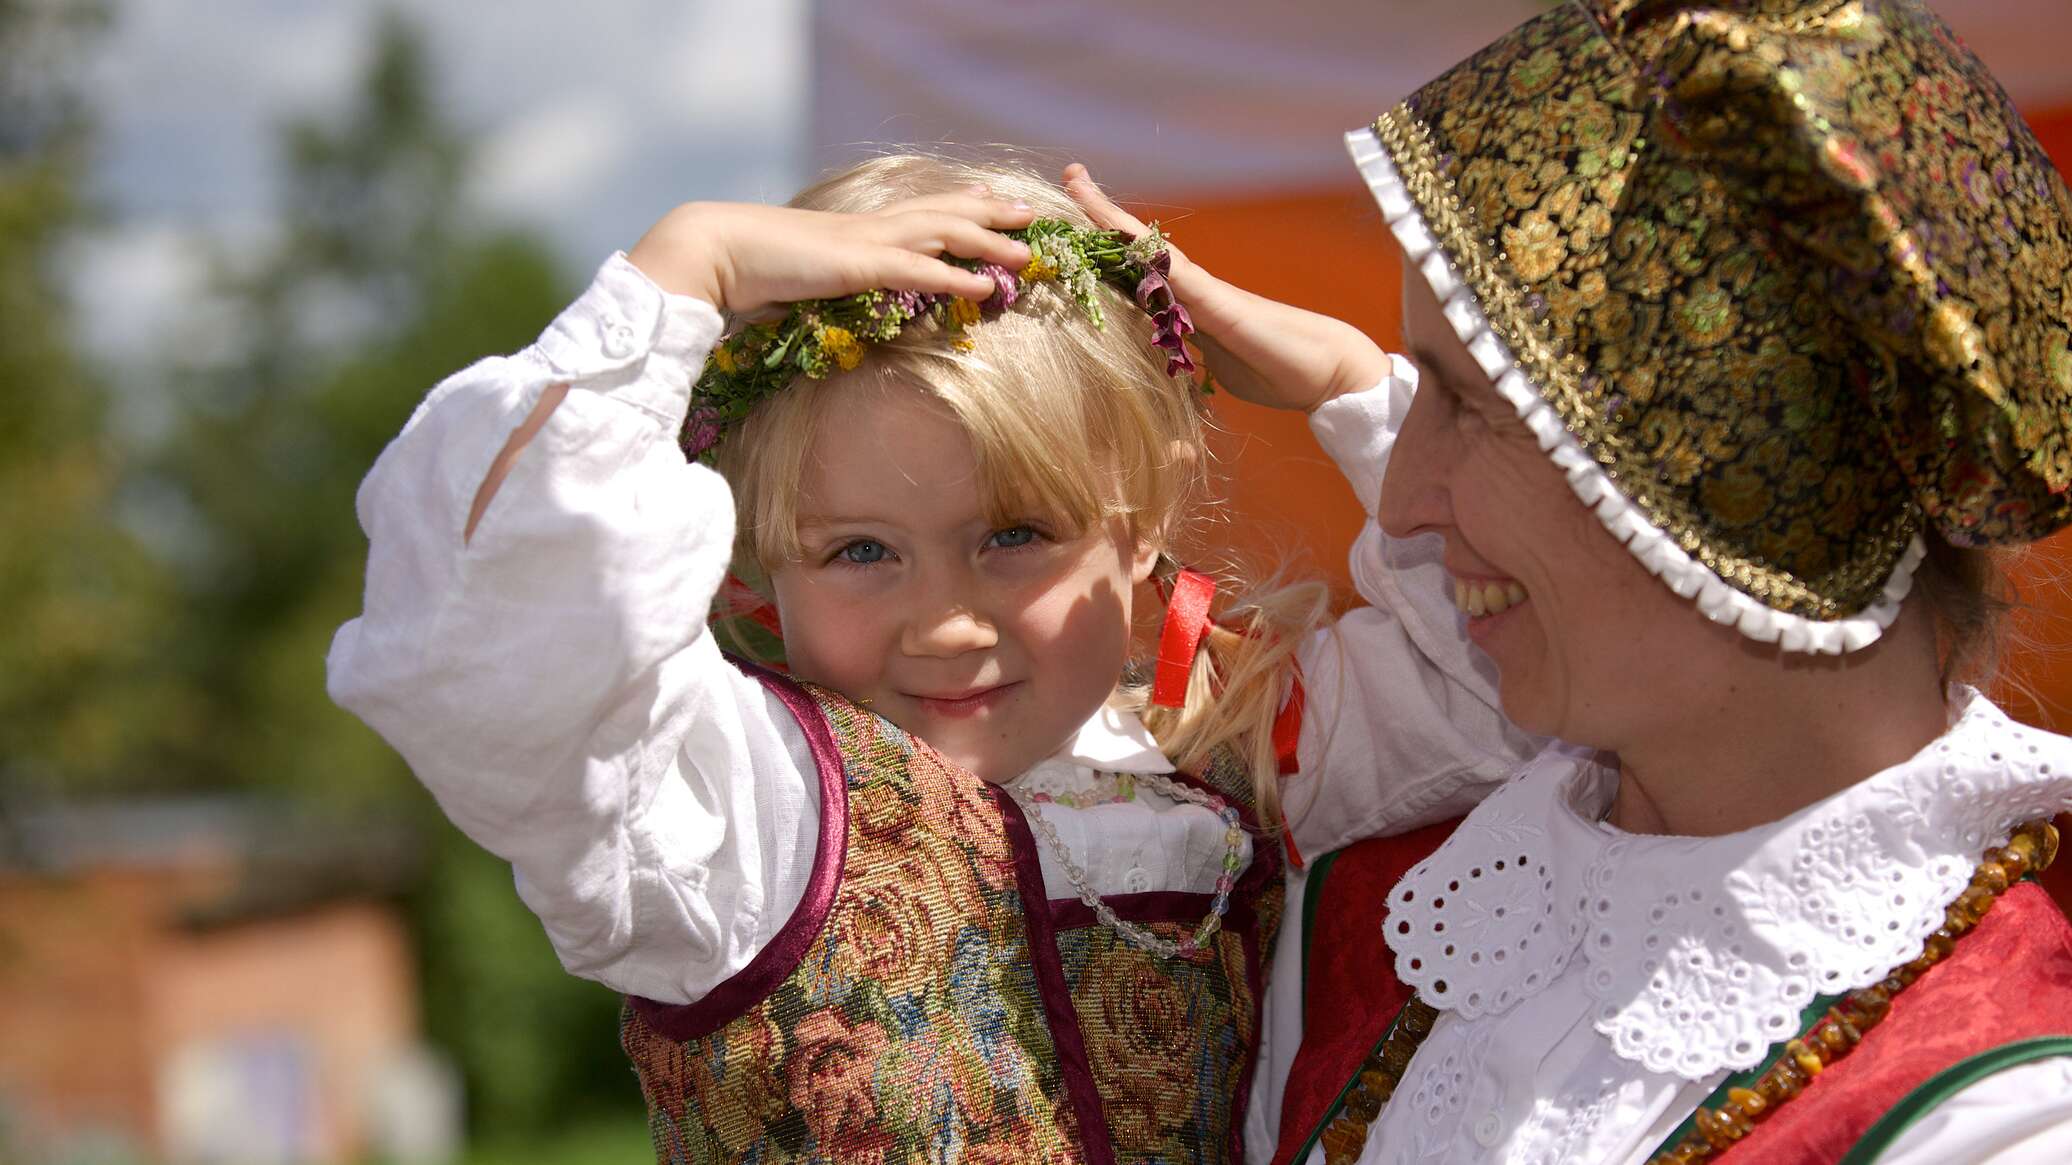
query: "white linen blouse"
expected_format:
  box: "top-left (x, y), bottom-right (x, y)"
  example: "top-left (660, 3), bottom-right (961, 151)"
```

top-left (326, 253), bottom-right (1536, 1009)
top-left (1288, 691), bottom-right (2072, 1165)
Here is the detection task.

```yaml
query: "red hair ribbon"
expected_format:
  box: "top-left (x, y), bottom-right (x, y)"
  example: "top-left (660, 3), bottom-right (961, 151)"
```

top-left (1153, 567), bottom-right (1308, 777)
top-left (1152, 569), bottom-right (1217, 709)
top-left (1274, 666), bottom-right (1307, 869)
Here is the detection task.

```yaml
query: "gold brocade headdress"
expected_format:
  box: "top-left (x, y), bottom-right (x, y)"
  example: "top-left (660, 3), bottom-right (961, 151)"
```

top-left (1348, 0), bottom-right (2072, 652)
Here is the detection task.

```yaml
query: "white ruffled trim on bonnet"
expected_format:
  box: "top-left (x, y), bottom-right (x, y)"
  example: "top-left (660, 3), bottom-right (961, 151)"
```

top-left (1343, 127), bottom-right (1926, 655)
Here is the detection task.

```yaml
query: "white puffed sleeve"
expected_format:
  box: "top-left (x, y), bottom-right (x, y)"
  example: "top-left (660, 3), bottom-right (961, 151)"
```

top-left (1870, 1056), bottom-right (2072, 1165)
top-left (327, 254), bottom-right (823, 1004)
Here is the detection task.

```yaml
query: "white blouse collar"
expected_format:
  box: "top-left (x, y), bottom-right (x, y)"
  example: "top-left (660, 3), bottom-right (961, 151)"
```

top-left (1005, 704), bottom-right (1175, 801)
top-left (1384, 688), bottom-right (2072, 1080)
top-left (1056, 703), bottom-right (1173, 774)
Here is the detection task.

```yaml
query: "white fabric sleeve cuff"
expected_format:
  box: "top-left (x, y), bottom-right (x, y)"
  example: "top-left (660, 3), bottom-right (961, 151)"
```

top-left (534, 252), bottom-right (724, 425)
top-left (1304, 353), bottom-right (1417, 515)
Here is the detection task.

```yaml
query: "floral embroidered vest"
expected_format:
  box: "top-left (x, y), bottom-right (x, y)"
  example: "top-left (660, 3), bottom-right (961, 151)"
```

top-left (1273, 831), bottom-right (2072, 1165)
top-left (621, 671), bottom-right (1284, 1164)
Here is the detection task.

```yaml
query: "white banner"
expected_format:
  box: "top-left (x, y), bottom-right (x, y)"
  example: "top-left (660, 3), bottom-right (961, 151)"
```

top-left (811, 0), bottom-right (2072, 198)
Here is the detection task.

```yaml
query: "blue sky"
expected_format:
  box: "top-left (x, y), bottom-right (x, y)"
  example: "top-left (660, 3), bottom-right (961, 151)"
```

top-left (67, 0), bottom-right (809, 365)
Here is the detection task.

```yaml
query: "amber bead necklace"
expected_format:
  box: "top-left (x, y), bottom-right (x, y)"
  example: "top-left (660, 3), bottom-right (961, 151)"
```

top-left (1310, 819), bottom-right (2061, 1165)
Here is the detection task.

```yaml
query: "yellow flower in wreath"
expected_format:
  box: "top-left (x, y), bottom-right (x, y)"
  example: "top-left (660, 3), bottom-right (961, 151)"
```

top-left (816, 325), bottom-right (865, 371)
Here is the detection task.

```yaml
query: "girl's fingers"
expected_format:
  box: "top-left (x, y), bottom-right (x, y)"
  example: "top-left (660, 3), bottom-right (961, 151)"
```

top-left (883, 191), bottom-right (1038, 231)
top-left (871, 248), bottom-right (1000, 300)
top-left (878, 209), bottom-right (1032, 270)
top-left (1061, 164), bottom-right (1150, 236)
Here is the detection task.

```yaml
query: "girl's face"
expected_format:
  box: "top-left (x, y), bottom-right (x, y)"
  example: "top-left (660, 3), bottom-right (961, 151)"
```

top-left (770, 381), bottom-right (1158, 784)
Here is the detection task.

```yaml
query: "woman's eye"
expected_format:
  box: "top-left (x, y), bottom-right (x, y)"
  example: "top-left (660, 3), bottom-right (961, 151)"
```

top-left (988, 526), bottom-right (1040, 550)
top-left (836, 540), bottom-right (889, 565)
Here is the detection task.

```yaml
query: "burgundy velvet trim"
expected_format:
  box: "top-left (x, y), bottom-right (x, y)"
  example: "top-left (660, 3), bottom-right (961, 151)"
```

top-left (1230, 841), bottom-right (1280, 1164)
top-left (1132, 766), bottom-right (1284, 1163)
top-left (625, 668), bottom-right (849, 1042)
top-left (996, 787), bottom-right (1118, 1165)
top-left (1049, 889), bottom-right (1217, 930)
top-left (1039, 766), bottom-right (1283, 1162)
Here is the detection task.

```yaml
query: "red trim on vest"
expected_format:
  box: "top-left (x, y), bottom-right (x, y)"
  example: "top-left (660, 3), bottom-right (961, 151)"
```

top-left (1274, 664), bottom-right (1306, 778)
top-left (1717, 881), bottom-right (2072, 1164)
top-left (625, 666), bottom-right (847, 1040)
top-left (1272, 821), bottom-right (1461, 1165)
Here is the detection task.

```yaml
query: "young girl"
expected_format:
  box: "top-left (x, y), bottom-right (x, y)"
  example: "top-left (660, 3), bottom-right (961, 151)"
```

top-left (328, 154), bottom-right (1531, 1163)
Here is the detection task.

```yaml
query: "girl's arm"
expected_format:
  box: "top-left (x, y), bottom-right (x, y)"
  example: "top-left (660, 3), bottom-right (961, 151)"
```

top-left (1064, 168), bottom-right (1538, 859)
top-left (328, 196), bottom-right (1031, 1004)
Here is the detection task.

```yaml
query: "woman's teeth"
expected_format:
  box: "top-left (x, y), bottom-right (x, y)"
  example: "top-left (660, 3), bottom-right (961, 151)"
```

top-left (1453, 579), bottom-right (1528, 617)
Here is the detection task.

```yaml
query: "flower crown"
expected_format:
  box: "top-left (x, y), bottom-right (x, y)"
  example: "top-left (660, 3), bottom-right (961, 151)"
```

top-left (680, 219), bottom-right (1196, 460)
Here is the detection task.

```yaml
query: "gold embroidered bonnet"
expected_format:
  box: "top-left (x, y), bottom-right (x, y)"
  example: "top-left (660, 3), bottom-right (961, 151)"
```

top-left (1347, 0), bottom-right (2072, 652)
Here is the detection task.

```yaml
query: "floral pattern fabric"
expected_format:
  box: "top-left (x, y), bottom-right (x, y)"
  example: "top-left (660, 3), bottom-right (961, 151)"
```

top-left (1050, 755), bottom-right (1284, 1165)
top-left (620, 686), bottom-right (1281, 1164)
top-left (1380, 0), bottom-right (2072, 620)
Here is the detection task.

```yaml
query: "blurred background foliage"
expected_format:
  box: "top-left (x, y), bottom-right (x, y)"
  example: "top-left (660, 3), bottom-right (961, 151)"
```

top-left (2, 0), bottom-right (642, 1149)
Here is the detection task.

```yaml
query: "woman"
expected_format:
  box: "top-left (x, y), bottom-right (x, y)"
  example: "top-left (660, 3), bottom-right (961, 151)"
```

top-left (1250, 1), bottom-right (2072, 1162)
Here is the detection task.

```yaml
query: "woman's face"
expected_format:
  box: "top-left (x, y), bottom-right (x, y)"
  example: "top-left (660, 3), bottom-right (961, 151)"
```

top-left (1379, 271), bottom-right (1713, 744)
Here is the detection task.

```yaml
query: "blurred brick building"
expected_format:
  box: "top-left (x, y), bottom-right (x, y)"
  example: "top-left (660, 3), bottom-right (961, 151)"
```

top-left (0, 802), bottom-right (454, 1164)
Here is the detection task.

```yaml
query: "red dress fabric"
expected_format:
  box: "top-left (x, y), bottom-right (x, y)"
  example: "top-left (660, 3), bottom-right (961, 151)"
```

top-left (1271, 821), bottom-right (1459, 1165)
top-left (1717, 880), bottom-right (2072, 1163)
top-left (1273, 843), bottom-right (2072, 1165)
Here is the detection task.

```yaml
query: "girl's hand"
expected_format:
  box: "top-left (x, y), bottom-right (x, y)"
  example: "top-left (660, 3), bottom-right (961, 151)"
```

top-left (627, 190), bottom-right (1037, 317)
top-left (1063, 164), bottom-right (1389, 413)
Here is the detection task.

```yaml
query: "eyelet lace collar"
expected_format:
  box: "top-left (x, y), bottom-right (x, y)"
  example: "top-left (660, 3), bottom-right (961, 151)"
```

top-left (1383, 689), bottom-right (2072, 1079)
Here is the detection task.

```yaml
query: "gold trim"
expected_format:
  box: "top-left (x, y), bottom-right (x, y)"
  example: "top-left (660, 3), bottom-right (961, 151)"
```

top-left (1373, 104), bottom-right (1917, 620)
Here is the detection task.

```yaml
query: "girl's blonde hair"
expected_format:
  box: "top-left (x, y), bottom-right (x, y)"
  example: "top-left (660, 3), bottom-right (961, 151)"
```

top-left (715, 152), bottom-right (1330, 825)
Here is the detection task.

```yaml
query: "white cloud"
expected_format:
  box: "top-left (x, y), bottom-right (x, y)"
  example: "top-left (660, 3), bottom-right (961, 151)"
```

top-left (472, 95), bottom-right (636, 225)
top-left (62, 221), bottom-right (220, 365)
top-left (71, 0), bottom-right (811, 365)
top-left (664, 0), bottom-right (808, 135)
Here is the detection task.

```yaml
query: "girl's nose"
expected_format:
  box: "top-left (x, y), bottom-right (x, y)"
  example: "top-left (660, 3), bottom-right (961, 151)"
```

top-left (901, 592), bottom-right (1000, 658)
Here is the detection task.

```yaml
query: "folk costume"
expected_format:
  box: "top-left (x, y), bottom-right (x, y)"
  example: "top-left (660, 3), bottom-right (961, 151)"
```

top-left (329, 249), bottom-right (1534, 1161)
top-left (1274, 1), bottom-right (2072, 1162)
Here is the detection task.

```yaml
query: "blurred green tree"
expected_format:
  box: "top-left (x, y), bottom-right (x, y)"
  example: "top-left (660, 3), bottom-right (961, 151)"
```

top-left (138, 10), bottom-right (642, 1139)
top-left (0, 0), bottom-right (192, 795)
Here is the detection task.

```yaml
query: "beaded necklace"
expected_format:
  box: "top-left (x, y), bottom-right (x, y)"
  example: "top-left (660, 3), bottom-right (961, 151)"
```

top-left (1011, 770), bottom-right (1247, 960)
top-left (1308, 818), bottom-right (2062, 1165)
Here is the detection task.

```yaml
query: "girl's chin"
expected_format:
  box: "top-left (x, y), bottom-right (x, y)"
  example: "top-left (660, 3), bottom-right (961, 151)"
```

top-left (944, 739), bottom-right (1047, 786)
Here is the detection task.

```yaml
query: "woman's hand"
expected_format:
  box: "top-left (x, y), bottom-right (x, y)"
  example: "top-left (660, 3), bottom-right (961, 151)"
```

top-left (626, 191), bottom-right (1037, 316)
top-left (1063, 164), bottom-right (1389, 412)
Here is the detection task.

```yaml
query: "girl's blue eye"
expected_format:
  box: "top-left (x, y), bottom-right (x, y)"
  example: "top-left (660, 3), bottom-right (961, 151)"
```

top-left (989, 526), bottom-right (1039, 549)
top-left (837, 540), bottom-right (888, 565)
